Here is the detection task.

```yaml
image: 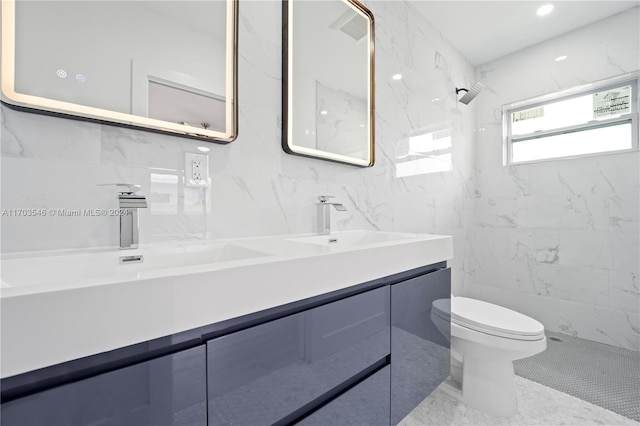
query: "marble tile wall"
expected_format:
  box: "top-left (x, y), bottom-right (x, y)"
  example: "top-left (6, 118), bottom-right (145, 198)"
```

top-left (3, 1), bottom-right (637, 352)
top-left (469, 8), bottom-right (640, 350)
top-left (0, 1), bottom-right (476, 293)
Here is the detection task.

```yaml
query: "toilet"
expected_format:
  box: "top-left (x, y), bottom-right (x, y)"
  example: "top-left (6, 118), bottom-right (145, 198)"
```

top-left (431, 297), bottom-right (546, 417)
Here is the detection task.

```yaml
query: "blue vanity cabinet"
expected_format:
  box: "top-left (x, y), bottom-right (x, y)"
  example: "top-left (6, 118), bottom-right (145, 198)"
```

top-left (297, 365), bottom-right (391, 426)
top-left (206, 286), bottom-right (390, 426)
top-left (390, 267), bottom-right (451, 424)
top-left (1, 263), bottom-right (452, 426)
top-left (1, 345), bottom-right (207, 426)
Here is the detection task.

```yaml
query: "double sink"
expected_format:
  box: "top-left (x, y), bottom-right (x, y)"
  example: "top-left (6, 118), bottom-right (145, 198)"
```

top-left (1, 231), bottom-right (432, 290)
top-left (0, 230), bottom-right (453, 378)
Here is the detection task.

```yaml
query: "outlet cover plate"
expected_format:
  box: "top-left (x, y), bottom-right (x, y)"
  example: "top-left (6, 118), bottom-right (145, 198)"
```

top-left (185, 152), bottom-right (209, 187)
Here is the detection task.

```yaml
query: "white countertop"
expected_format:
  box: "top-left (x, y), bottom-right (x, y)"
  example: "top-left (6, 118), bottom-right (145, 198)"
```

top-left (0, 230), bottom-right (453, 378)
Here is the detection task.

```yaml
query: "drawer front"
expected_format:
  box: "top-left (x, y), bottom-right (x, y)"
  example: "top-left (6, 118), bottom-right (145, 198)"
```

top-left (207, 286), bottom-right (390, 425)
top-left (1, 345), bottom-right (207, 426)
top-left (391, 268), bottom-right (451, 425)
top-left (296, 365), bottom-right (390, 426)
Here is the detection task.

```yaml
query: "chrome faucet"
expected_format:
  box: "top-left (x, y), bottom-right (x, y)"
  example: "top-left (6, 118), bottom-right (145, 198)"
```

top-left (317, 195), bottom-right (347, 235)
top-left (98, 184), bottom-right (148, 249)
top-left (117, 185), bottom-right (147, 249)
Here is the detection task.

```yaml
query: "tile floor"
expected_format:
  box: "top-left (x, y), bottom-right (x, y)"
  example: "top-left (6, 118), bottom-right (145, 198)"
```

top-left (399, 375), bottom-right (638, 426)
top-left (515, 331), bottom-right (640, 422)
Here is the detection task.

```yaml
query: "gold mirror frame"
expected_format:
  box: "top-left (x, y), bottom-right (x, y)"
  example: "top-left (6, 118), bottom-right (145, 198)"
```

top-left (1, 0), bottom-right (238, 143)
top-left (282, 0), bottom-right (375, 167)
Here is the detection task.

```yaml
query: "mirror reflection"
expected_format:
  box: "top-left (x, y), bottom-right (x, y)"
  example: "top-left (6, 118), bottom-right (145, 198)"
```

top-left (283, 0), bottom-right (375, 167)
top-left (1, 0), bottom-right (237, 142)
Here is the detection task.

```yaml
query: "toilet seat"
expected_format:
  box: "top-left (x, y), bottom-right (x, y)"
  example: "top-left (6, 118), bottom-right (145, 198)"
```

top-left (430, 296), bottom-right (547, 417)
top-left (432, 297), bottom-right (545, 341)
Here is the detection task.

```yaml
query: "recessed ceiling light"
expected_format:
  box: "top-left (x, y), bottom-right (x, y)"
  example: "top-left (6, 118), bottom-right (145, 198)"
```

top-left (197, 146), bottom-right (210, 153)
top-left (431, 98), bottom-right (439, 102)
top-left (554, 55), bottom-right (567, 61)
top-left (75, 74), bottom-right (86, 83)
top-left (56, 69), bottom-right (67, 78)
top-left (536, 4), bottom-right (554, 16)
top-left (320, 110), bottom-right (328, 115)
top-left (392, 74), bottom-right (402, 81)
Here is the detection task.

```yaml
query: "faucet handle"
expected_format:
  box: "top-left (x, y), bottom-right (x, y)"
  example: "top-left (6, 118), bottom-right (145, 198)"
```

top-left (318, 195), bottom-right (336, 203)
top-left (98, 183), bottom-right (142, 194)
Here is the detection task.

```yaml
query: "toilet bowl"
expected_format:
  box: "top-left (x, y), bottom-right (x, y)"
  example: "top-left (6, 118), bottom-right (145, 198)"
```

top-left (431, 297), bottom-right (546, 417)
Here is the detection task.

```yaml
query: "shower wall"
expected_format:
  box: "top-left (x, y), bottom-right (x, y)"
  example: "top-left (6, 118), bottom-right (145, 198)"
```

top-left (468, 8), bottom-right (640, 350)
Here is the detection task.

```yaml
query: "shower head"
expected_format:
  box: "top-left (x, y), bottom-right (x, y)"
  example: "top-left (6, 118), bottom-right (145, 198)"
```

top-left (456, 82), bottom-right (485, 105)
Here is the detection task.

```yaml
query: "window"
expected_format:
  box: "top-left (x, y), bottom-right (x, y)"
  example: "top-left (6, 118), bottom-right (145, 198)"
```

top-left (503, 73), bottom-right (638, 164)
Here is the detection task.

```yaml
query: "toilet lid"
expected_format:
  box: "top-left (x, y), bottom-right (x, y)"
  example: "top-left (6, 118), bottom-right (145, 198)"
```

top-left (432, 297), bottom-right (545, 340)
top-left (452, 297), bottom-right (544, 340)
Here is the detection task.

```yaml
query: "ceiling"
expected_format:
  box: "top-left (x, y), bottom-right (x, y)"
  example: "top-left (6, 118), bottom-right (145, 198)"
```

top-left (411, 1), bottom-right (640, 66)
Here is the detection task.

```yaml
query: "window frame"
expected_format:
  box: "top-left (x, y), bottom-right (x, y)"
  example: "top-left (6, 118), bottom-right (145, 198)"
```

top-left (502, 72), bottom-right (639, 165)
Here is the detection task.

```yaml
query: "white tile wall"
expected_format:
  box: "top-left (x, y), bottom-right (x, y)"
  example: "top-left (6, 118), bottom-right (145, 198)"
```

top-left (0, 1), bottom-right (476, 293)
top-left (471, 7), bottom-right (640, 350)
top-left (2, 1), bottom-right (638, 351)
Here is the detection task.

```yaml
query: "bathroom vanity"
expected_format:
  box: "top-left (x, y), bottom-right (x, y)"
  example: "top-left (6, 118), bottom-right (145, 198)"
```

top-left (0, 231), bottom-right (452, 425)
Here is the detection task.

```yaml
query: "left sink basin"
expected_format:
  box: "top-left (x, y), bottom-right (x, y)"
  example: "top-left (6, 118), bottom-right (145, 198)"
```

top-left (1, 243), bottom-right (271, 288)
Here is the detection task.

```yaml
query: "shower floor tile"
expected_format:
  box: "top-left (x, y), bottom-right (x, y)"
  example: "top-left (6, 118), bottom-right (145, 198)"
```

top-left (514, 331), bottom-right (640, 422)
top-left (399, 375), bottom-right (637, 426)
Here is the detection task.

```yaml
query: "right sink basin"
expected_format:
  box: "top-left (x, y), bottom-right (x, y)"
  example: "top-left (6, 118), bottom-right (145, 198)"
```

top-left (286, 230), bottom-right (423, 247)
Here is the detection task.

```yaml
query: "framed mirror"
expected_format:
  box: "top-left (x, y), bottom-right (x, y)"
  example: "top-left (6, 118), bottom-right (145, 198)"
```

top-left (1, 0), bottom-right (238, 143)
top-left (283, 0), bottom-right (375, 167)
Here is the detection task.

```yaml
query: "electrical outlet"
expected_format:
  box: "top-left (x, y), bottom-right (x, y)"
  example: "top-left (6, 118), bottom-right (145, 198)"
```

top-left (192, 159), bottom-right (203, 181)
top-left (185, 152), bottom-right (209, 187)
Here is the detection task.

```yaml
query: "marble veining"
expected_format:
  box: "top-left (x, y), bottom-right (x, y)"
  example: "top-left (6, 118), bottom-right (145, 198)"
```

top-left (470, 7), bottom-right (639, 350)
top-left (1, 1), bottom-right (636, 351)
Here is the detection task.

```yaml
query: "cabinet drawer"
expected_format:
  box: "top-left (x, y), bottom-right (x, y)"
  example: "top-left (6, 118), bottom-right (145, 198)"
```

top-left (297, 365), bottom-right (390, 426)
top-left (207, 286), bottom-right (390, 425)
top-left (1, 345), bottom-right (207, 426)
